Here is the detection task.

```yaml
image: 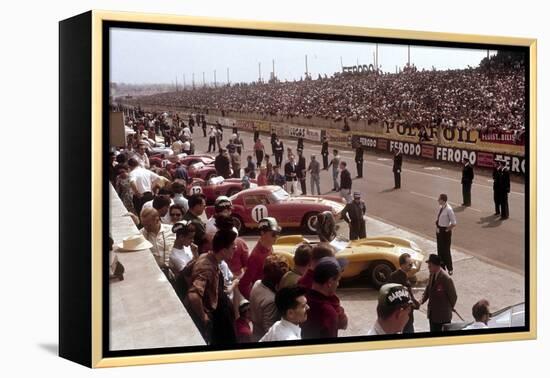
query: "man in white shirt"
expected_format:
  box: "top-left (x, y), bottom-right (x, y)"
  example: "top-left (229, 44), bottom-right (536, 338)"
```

top-left (464, 299), bottom-right (490, 330)
top-left (139, 207), bottom-right (176, 274)
top-left (367, 283), bottom-right (414, 335)
top-left (260, 286), bottom-right (309, 342)
top-left (128, 157), bottom-right (165, 214)
top-left (435, 193), bottom-right (457, 275)
top-left (133, 143), bottom-right (150, 168)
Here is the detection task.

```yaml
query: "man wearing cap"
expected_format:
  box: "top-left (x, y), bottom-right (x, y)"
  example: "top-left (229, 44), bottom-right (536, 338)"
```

top-left (185, 226), bottom-right (238, 344)
top-left (341, 192), bottom-right (366, 240)
top-left (368, 283), bottom-right (414, 335)
top-left (274, 137), bottom-right (284, 167)
top-left (234, 300), bottom-right (253, 343)
top-left (238, 217), bottom-right (281, 299)
top-left (301, 257), bottom-right (348, 339)
top-left (421, 254), bottom-right (458, 332)
top-left (435, 193), bottom-right (457, 275)
top-left (260, 286), bottom-right (309, 342)
top-left (461, 157), bottom-right (474, 206)
top-left (249, 254), bottom-right (289, 341)
top-left (388, 253), bottom-right (421, 333)
top-left (392, 147), bottom-right (402, 189)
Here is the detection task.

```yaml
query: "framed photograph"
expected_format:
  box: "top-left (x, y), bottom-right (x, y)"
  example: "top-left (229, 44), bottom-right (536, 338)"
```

top-left (59, 10), bottom-right (537, 368)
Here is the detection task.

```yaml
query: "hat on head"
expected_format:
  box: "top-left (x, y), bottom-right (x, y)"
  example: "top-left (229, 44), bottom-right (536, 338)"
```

top-left (238, 299), bottom-right (250, 312)
top-left (353, 191), bottom-right (361, 198)
top-left (426, 253), bottom-right (442, 266)
top-left (214, 196), bottom-right (232, 211)
top-left (378, 283), bottom-right (413, 312)
top-left (258, 217), bottom-right (281, 233)
top-left (313, 256), bottom-right (345, 283)
top-left (116, 234), bottom-right (153, 251)
top-left (172, 220), bottom-right (192, 234)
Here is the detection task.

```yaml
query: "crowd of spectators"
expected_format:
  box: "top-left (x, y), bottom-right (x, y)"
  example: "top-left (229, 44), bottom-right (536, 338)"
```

top-left (130, 55), bottom-right (525, 134)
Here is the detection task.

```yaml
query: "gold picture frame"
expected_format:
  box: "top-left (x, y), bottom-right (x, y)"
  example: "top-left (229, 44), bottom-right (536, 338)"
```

top-left (59, 9), bottom-right (537, 368)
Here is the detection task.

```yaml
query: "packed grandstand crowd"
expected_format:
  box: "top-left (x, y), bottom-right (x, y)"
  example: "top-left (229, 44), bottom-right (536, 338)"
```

top-left (129, 53), bottom-right (525, 134)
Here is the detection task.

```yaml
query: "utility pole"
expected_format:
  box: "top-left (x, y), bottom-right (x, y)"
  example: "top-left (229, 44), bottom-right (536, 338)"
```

top-left (227, 67), bottom-right (230, 85)
top-left (183, 74), bottom-right (186, 89)
top-left (258, 62), bottom-right (262, 82)
top-left (272, 59), bottom-right (275, 80)
top-left (305, 54), bottom-right (308, 78)
top-left (376, 43), bottom-right (379, 70)
top-left (175, 76), bottom-right (178, 92)
top-left (202, 72), bottom-right (205, 87)
top-left (192, 73), bottom-right (195, 89)
top-left (340, 56), bottom-right (343, 71)
top-left (214, 70), bottom-right (217, 87)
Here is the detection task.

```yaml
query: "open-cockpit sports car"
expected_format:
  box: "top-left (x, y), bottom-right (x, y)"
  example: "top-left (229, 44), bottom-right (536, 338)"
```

top-left (273, 235), bottom-right (424, 288)
top-left (205, 185), bottom-right (347, 234)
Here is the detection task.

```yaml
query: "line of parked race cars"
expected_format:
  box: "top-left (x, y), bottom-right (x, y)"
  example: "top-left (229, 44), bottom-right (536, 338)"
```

top-left (147, 149), bottom-right (524, 330)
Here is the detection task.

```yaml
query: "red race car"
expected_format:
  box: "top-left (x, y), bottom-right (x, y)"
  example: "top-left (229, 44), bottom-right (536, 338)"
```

top-left (206, 185), bottom-right (347, 234)
top-left (187, 176), bottom-right (257, 204)
top-left (178, 154), bottom-right (215, 166)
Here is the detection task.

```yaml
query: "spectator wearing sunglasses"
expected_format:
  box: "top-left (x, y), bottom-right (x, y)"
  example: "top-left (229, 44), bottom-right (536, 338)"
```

top-left (168, 204), bottom-right (185, 225)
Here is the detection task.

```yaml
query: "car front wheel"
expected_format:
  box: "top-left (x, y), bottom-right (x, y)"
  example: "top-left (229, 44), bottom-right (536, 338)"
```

top-left (369, 261), bottom-right (395, 289)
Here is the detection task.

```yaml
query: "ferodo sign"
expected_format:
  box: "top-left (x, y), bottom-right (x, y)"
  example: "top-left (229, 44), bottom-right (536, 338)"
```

top-left (389, 140), bottom-right (422, 156)
top-left (436, 146), bottom-right (477, 165)
top-left (351, 135), bottom-right (377, 149)
top-left (494, 154), bottom-right (526, 175)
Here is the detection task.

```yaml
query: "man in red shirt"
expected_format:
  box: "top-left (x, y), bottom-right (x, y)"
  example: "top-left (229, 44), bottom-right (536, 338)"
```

top-left (301, 257), bottom-right (348, 339)
top-left (234, 300), bottom-right (253, 343)
top-left (238, 217), bottom-right (281, 299)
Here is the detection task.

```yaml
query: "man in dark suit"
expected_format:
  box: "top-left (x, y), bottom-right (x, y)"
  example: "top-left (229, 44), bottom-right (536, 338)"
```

top-left (214, 148), bottom-right (231, 178)
top-left (392, 147), bottom-right (403, 189)
top-left (492, 158), bottom-right (502, 215)
top-left (499, 160), bottom-right (511, 219)
top-left (274, 137), bottom-right (284, 167)
top-left (355, 143), bottom-right (364, 178)
top-left (284, 154), bottom-right (299, 195)
top-left (421, 254), bottom-right (458, 332)
top-left (341, 192), bottom-right (366, 239)
top-left (388, 253), bottom-right (421, 333)
top-left (296, 150), bottom-right (307, 195)
top-left (461, 157), bottom-right (474, 206)
top-left (321, 136), bottom-right (329, 170)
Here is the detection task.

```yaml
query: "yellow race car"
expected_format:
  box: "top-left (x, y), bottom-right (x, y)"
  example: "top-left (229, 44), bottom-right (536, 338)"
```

top-left (273, 235), bottom-right (424, 288)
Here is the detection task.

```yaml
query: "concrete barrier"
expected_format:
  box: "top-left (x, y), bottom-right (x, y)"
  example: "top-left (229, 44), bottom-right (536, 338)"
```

top-left (109, 184), bottom-right (205, 350)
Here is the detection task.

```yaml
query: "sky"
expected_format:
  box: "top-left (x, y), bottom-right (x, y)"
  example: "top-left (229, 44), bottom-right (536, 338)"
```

top-left (110, 27), bottom-right (496, 85)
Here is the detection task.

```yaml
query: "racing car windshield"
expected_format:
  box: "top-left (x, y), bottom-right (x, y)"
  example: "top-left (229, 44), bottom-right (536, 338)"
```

top-left (270, 188), bottom-right (290, 202)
